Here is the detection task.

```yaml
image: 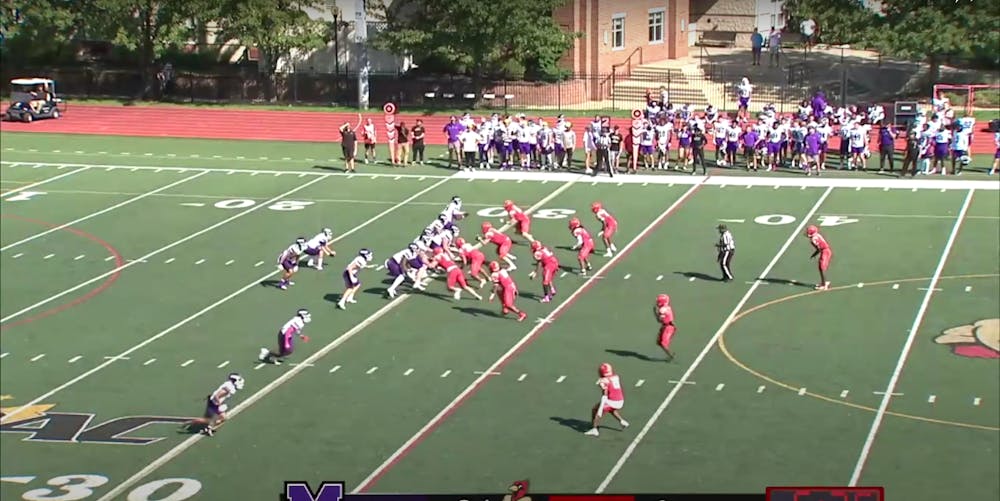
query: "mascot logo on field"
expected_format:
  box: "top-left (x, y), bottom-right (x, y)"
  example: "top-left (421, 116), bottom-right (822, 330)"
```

top-left (934, 319), bottom-right (1000, 359)
top-left (502, 480), bottom-right (531, 501)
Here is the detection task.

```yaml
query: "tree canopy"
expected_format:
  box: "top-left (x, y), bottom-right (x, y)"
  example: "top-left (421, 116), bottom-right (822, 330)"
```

top-left (211, 0), bottom-right (329, 73)
top-left (373, 0), bottom-right (579, 80)
top-left (782, 0), bottom-right (879, 45)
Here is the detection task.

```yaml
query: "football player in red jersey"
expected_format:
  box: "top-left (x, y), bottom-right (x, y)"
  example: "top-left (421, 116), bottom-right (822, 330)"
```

top-left (479, 221), bottom-right (518, 270)
top-left (454, 237), bottom-right (490, 288)
top-left (487, 261), bottom-right (528, 322)
top-left (429, 247), bottom-right (483, 301)
top-left (585, 363), bottom-right (629, 437)
top-left (502, 199), bottom-right (535, 243)
top-left (527, 240), bottom-right (560, 302)
top-left (568, 217), bottom-right (595, 275)
top-left (805, 225), bottom-right (832, 290)
top-left (655, 294), bottom-right (676, 361)
top-left (591, 202), bottom-right (619, 257)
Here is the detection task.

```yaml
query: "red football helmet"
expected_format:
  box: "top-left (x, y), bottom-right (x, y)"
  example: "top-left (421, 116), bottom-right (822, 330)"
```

top-left (568, 217), bottom-right (581, 230)
top-left (805, 225), bottom-right (818, 236)
top-left (481, 221), bottom-right (493, 233)
top-left (657, 294), bottom-right (670, 306)
top-left (599, 362), bottom-right (614, 377)
top-left (432, 246), bottom-right (444, 255)
top-left (503, 199), bottom-right (514, 210)
top-left (454, 237), bottom-right (466, 247)
top-left (530, 240), bottom-right (542, 252)
top-left (488, 261), bottom-right (501, 272)
top-left (591, 202), bottom-right (603, 213)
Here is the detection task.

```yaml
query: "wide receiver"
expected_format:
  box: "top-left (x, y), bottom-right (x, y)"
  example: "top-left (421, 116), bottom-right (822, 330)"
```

top-left (584, 363), bottom-right (629, 437)
top-left (591, 202), bottom-right (619, 257)
top-left (568, 217), bottom-right (595, 275)
top-left (655, 294), bottom-right (677, 361)
top-left (501, 199), bottom-right (535, 243)
top-left (528, 240), bottom-right (559, 303)
top-left (487, 261), bottom-right (528, 322)
top-left (805, 225), bottom-right (832, 290)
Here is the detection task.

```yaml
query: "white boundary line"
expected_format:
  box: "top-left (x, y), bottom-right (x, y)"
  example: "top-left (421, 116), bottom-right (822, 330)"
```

top-left (0, 174), bottom-right (331, 324)
top-left (0, 165), bottom-right (90, 196)
top-left (94, 174), bottom-right (588, 501)
top-left (351, 181), bottom-right (707, 493)
top-left (1, 175), bottom-right (457, 428)
top-left (595, 185), bottom-right (836, 493)
top-left (4, 160), bottom-right (1000, 190)
top-left (847, 189), bottom-right (975, 486)
top-left (1, 170), bottom-right (209, 251)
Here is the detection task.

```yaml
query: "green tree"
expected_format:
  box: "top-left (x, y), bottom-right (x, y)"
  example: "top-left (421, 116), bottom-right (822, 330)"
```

top-left (0, 1), bottom-right (98, 65)
top-left (212, 0), bottom-right (329, 99)
top-left (871, 0), bottom-right (1000, 86)
top-left (783, 0), bottom-right (878, 45)
top-left (373, 0), bottom-right (578, 86)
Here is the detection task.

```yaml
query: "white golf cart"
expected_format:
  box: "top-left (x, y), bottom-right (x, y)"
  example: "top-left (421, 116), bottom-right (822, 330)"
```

top-left (4, 78), bottom-right (66, 123)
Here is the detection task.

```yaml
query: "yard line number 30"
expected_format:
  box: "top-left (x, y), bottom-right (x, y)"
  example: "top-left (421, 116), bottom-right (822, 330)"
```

top-left (1, 474), bottom-right (200, 501)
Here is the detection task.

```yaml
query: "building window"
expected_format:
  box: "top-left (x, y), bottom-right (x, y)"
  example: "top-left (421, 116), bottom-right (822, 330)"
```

top-left (612, 14), bottom-right (625, 50)
top-left (648, 9), bottom-right (665, 43)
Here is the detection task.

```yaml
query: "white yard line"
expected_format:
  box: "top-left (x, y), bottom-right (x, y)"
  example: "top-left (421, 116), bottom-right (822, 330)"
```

top-left (0, 160), bottom-right (448, 180)
top-left (0, 175), bottom-right (331, 325)
top-left (847, 189), bottom-right (975, 486)
top-left (93, 175), bottom-right (586, 501)
top-left (595, 186), bottom-right (835, 493)
top-left (352, 181), bottom-right (706, 493)
top-left (1, 175), bottom-right (455, 429)
top-left (1, 170), bottom-right (209, 252)
top-left (0, 166), bottom-right (89, 197)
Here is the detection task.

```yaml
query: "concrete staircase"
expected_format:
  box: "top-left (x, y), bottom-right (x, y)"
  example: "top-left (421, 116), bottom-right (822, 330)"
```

top-left (609, 64), bottom-right (720, 108)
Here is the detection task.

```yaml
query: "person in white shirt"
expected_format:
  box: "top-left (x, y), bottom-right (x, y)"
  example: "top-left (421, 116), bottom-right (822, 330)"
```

top-left (800, 18), bottom-right (817, 51)
top-left (459, 126), bottom-right (480, 171)
top-left (562, 123), bottom-right (577, 169)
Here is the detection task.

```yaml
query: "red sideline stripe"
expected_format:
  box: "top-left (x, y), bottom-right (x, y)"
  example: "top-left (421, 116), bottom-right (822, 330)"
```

top-left (1, 105), bottom-right (995, 154)
top-left (357, 184), bottom-right (704, 492)
top-left (0, 214), bottom-right (124, 331)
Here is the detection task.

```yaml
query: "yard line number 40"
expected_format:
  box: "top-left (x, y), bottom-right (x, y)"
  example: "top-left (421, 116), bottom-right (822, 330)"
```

top-left (754, 214), bottom-right (858, 226)
top-left (1, 474), bottom-right (200, 501)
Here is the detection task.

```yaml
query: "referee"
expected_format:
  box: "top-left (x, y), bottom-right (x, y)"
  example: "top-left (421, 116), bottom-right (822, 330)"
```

top-left (716, 224), bottom-right (735, 281)
top-left (595, 127), bottom-right (613, 177)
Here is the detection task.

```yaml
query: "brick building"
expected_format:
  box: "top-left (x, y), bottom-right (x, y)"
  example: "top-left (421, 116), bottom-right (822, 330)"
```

top-left (689, 0), bottom-right (786, 48)
top-left (554, 0), bottom-right (691, 75)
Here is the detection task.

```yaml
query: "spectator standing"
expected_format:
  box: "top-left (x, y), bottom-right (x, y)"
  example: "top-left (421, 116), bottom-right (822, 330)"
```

top-left (396, 121), bottom-right (410, 167)
top-left (768, 27), bottom-right (782, 67)
top-left (878, 123), bottom-right (897, 173)
top-left (340, 122), bottom-right (358, 173)
top-left (562, 123), bottom-right (577, 169)
top-left (459, 126), bottom-right (479, 171)
top-left (750, 28), bottom-right (764, 66)
top-left (411, 120), bottom-right (425, 164)
top-left (800, 18), bottom-right (817, 51)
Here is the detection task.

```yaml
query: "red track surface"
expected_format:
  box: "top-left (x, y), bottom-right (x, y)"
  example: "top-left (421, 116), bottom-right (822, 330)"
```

top-left (0, 104), bottom-right (995, 153)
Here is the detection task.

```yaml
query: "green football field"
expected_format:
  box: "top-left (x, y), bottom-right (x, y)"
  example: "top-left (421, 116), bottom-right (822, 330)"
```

top-left (1, 131), bottom-right (998, 501)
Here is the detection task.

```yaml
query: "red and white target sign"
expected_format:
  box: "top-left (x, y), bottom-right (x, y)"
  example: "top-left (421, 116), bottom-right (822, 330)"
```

top-left (383, 102), bottom-right (397, 124)
top-left (631, 108), bottom-right (644, 120)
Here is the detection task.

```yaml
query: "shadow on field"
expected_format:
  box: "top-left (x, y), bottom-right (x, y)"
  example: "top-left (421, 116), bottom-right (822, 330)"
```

top-left (605, 348), bottom-right (659, 362)
top-left (549, 416), bottom-right (592, 433)
top-left (312, 164), bottom-right (348, 172)
top-left (757, 277), bottom-right (813, 288)
top-left (452, 306), bottom-right (500, 318)
top-left (260, 280), bottom-right (284, 289)
top-left (675, 271), bottom-right (721, 282)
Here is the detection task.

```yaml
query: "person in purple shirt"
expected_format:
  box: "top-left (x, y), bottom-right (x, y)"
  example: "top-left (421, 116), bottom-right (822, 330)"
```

top-left (878, 124), bottom-right (898, 173)
top-left (811, 91), bottom-right (827, 120)
top-left (741, 126), bottom-right (759, 171)
top-left (804, 126), bottom-right (823, 176)
top-left (443, 116), bottom-right (465, 169)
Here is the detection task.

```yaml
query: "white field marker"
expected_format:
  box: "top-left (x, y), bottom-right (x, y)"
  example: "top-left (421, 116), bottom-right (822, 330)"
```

top-left (254, 261), bottom-right (264, 267)
top-left (68, 356), bottom-right (82, 363)
top-left (254, 363), bottom-right (266, 370)
top-left (668, 380), bottom-right (696, 385)
top-left (560, 272), bottom-right (568, 278)
top-left (517, 373), bottom-right (527, 382)
top-left (623, 274), bottom-right (631, 280)
top-left (329, 365), bottom-right (341, 373)
top-left (143, 358), bottom-right (156, 366)
top-left (556, 375), bottom-right (566, 383)
top-left (848, 189), bottom-right (975, 487)
top-left (180, 359), bottom-right (194, 367)
top-left (164, 258), bottom-right (175, 264)
top-left (225, 260), bottom-right (235, 266)
top-left (103, 356), bottom-right (130, 361)
top-left (964, 286), bottom-right (972, 292)
top-left (635, 379), bottom-right (645, 388)
top-left (927, 395), bottom-right (936, 403)
top-left (841, 390), bottom-right (850, 398)
top-left (403, 368), bottom-right (414, 376)
top-left (104, 256), bottom-right (115, 262)
top-left (289, 363), bottom-right (314, 367)
top-left (217, 361), bottom-right (230, 369)
top-left (440, 370), bottom-right (452, 378)
top-left (43, 254), bottom-right (54, 260)
top-left (656, 275), bottom-right (663, 281)
top-left (798, 387), bottom-right (807, 396)
top-left (688, 276), bottom-right (696, 282)
top-left (892, 284), bottom-right (899, 290)
top-left (0, 352), bottom-right (7, 358)
top-left (12, 253), bottom-right (23, 259)
top-left (757, 385), bottom-right (766, 393)
top-left (366, 366), bottom-right (379, 374)
top-left (715, 383), bottom-right (725, 391)
top-left (74, 255), bottom-right (86, 260)
top-left (857, 282), bottom-right (865, 288)
top-left (30, 354), bottom-right (45, 362)
top-left (973, 397), bottom-right (982, 406)
top-left (195, 259), bottom-right (205, 265)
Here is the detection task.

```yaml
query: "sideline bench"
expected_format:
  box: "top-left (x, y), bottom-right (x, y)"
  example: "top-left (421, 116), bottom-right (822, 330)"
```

top-left (698, 31), bottom-right (737, 48)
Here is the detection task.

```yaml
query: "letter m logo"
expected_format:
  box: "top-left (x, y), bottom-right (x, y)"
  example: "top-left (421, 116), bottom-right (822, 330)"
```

top-left (283, 481), bottom-right (344, 501)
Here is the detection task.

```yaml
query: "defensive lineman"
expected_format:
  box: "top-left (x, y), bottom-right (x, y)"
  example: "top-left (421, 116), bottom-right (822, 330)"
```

top-left (184, 373), bottom-right (245, 436)
top-left (716, 224), bottom-right (735, 282)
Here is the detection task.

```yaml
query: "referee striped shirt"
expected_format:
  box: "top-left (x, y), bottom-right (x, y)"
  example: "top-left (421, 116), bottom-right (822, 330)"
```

top-left (718, 230), bottom-right (735, 251)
